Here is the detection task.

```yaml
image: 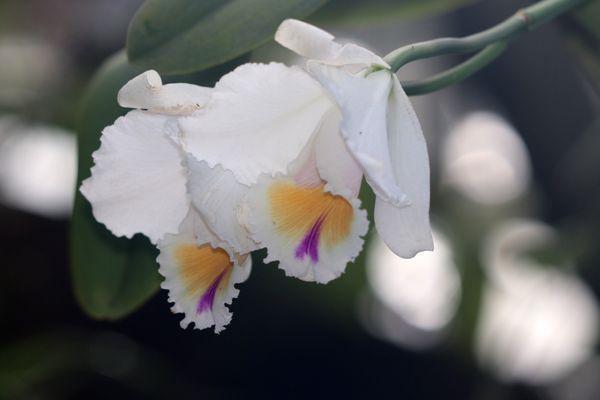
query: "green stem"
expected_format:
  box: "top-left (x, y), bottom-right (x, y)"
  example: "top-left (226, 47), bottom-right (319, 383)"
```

top-left (383, 0), bottom-right (589, 94)
top-left (403, 41), bottom-right (508, 96)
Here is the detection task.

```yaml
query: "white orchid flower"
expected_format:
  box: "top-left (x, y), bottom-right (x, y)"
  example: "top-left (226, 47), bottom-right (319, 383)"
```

top-left (179, 19), bottom-right (432, 283)
top-left (276, 19), bottom-right (433, 259)
top-left (80, 70), bottom-right (253, 332)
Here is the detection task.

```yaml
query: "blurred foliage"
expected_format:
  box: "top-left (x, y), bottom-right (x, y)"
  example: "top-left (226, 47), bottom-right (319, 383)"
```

top-left (0, 331), bottom-right (198, 399)
top-left (312, 0), bottom-right (478, 27)
top-left (127, 0), bottom-right (328, 75)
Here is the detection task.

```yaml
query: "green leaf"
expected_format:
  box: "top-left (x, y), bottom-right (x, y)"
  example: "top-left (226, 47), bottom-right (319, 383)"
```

top-left (70, 51), bottom-right (249, 320)
top-left (70, 51), bottom-right (159, 321)
top-left (311, 0), bottom-right (478, 27)
top-left (126, 0), bottom-right (328, 75)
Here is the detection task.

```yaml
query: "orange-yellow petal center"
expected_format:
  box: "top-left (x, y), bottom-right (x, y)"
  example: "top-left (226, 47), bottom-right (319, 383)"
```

top-left (175, 244), bottom-right (233, 310)
top-left (268, 181), bottom-right (354, 258)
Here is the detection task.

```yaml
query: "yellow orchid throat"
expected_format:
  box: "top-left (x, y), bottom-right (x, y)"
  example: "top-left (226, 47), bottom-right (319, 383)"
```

top-left (267, 181), bottom-right (354, 263)
top-left (175, 244), bottom-right (233, 312)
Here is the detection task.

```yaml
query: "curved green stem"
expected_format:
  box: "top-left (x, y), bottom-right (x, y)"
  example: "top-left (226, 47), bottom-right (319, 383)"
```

top-left (402, 41), bottom-right (508, 96)
top-left (384, 0), bottom-right (589, 90)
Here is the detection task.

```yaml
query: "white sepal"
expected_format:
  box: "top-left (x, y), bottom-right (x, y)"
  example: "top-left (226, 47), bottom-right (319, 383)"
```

top-left (275, 19), bottom-right (389, 69)
top-left (374, 76), bottom-right (433, 258)
top-left (118, 70), bottom-right (211, 115)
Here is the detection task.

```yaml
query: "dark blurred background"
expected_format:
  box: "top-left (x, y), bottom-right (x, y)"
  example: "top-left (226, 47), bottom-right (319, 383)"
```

top-left (1, 0), bottom-right (599, 398)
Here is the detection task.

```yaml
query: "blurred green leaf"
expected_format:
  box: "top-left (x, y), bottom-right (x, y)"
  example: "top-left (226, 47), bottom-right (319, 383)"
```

top-left (70, 51), bottom-right (159, 321)
top-left (0, 331), bottom-right (195, 399)
top-left (311, 0), bottom-right (478, 27)
top-left (126, 0), bottom-right (328, 75)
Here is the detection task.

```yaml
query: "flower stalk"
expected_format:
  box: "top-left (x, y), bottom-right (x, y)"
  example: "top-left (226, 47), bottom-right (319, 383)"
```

top-left (387, 0), bottom-right (590, 95)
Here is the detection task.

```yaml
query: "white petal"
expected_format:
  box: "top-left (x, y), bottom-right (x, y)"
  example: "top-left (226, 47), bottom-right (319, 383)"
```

top-left (314, 108), bottom-right (363, 198)
top-left (118, 70), bottom-right (211, 115)
top-left (158, 209), bottom-right (251, 333)
top-left (186, 155), bottom-right (258, 254)
top-left (245, 176), bottom-right (369, 284)
top-left (287, 135), bottom-right (323, 189)
top-left (374, 76), bottom-right (433, 258)
top-left (179, 62), bottom-right (332, 185)
top-left (80, 110), bottom-right (189, 244)
top-left (308, 63), bottom-right (408, 207)
top-left (275, 19), bottom-right (388, 68)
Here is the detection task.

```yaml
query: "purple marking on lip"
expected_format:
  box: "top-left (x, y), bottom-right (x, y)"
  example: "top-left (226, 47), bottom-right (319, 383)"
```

top-left (196, 270), bottom-right (227, 314)
top-left (295, 215), bottom-right (325, 263)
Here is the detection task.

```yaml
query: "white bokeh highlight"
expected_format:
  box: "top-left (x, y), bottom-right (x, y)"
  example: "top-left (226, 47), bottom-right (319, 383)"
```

top-left (443, 111), bottom-right (531, 205)
top-left (477, 219), bottom-right (599, 385)
top-left (0, 119), bottom-right (77, 218)
top-left (366, 229), bottom-right (461, 333)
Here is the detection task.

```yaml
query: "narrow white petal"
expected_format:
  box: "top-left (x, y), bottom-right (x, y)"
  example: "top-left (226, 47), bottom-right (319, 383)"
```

top-left (245, 175), bottom-right (369, 284)
top-left (187, 155), bottom-right (258, 254)
top-left (158, 209), bottom-right (251, 333)
top-left (179, 62), bottom-right (332, 185)
top-left (80, 110), bottom-right (189, 244)
top-left (374, 76), bottom-right (433, 258)
top-left (275, 19), bottom-right (338, 61)
top-left (314, 108), bottom-right (363, 198)
top-left (308, 63), bottom-right (408, 207)
top-left (275, 19), bottom-right (388, 68)
top-left (118, 70), bottom-right (211, 115)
